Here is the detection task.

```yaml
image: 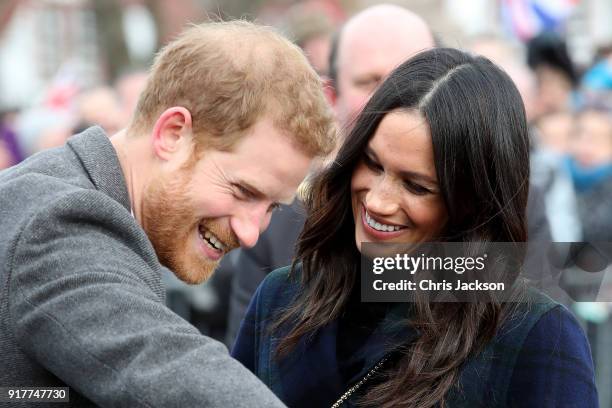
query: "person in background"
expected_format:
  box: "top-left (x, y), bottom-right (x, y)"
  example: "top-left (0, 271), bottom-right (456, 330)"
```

top-left (0, 139), bottom-right (11, 169)
top-left (568, 102), bottom-right (612, 242)
top-left (223, 4), bottom-right (436, 347)
top-left (282, 3), bottom-right (335, 78)
top-left (14, 107), bottom-right (75, 156)
top-left (466, 34), bottom-right (537, 122)
top-left (233, 47), bottom-right (597, 408)
top-left (534, 110), bottom-right (574, 154)
top-left (566, 100), bottom-right (612, 408)
top-left (583, 44), bottom-right (612, 92)
top-left (527, 31), bottom-right (580, 120)
top-left (530, 110), bottom-right (582, 242)
top-left (73, 86), bottom-right (124, 135)
top-left (115, 70), bottom-right (149, 127)
top-left (466, 33), bottom-right (574, 258)
top-left (0, 111), bottom-right (23, 169)
top-left (328, 4), bottom-right (434, 134)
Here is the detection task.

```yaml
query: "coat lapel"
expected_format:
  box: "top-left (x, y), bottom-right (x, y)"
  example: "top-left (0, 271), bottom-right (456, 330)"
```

top-left (67, 126), bottom-right (131, 212)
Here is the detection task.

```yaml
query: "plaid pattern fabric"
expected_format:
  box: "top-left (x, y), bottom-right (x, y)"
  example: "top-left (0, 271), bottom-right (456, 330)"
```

top-left (576, 177), bottom-right (612, 241)
top-left (232, 266), bottom-right (598, 407)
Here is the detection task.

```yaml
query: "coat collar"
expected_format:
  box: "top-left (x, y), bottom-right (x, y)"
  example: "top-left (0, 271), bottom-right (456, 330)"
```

top-left (67, 126), bottom-right (131, 213)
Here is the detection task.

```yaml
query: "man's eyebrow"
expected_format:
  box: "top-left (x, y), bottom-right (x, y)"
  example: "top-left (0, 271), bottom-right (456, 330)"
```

top-left (237, 180), bottom-right (266, 199)
top-left (238, 180), bottom-right (293, 205)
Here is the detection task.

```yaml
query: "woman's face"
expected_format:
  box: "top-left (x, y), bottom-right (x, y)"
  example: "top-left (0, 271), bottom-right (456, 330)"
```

top-left (351, 110), bottom-right (448, 252)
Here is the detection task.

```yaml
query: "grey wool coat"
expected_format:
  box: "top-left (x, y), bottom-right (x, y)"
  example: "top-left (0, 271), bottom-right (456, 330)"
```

top-left (0, 127), bottom-right (286, 407)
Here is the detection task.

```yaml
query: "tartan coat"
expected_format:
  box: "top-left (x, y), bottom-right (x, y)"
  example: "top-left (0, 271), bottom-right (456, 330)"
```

top-left (232, 265), bottom-right (599, 408)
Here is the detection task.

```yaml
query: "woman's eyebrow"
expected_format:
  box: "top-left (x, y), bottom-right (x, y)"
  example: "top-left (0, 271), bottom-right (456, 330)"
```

top-left (398, 170), bottom-right (437, 186)
top-left (365, 146), bottom-right (437, 185)
top-left (364, 146), bottom-right (379, 161)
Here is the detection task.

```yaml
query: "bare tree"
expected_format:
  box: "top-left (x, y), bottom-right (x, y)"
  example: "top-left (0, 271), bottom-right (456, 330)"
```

top-left (0, 0), bottom-right (19, 37)
top-left (92, 0), bottom-right (130, 82)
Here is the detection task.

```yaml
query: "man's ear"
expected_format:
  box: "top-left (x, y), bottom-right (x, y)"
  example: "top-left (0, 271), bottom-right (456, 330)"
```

top-left (323, 78), bottom-right (337, 107)
top-left (151, 107), bottom-right (193, 161)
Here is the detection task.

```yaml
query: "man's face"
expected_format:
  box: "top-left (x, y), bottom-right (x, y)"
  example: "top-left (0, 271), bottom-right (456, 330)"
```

top-left (333, 26), bottom-right (434, 132)
top-left (142, 117), bottom-right (313, 284)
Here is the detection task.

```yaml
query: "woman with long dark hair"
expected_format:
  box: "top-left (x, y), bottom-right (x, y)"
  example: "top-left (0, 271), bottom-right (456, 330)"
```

top-left (231, 48), bottom-right (597, 407)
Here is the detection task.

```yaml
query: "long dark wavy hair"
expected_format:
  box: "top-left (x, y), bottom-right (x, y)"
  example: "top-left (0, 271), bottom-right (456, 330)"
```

top-left (275, 48), bottom-right (530, 407)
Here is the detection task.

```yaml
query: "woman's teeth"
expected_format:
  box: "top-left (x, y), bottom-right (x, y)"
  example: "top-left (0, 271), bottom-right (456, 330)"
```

top-left (199, 229), bottom-right (226, 251)
top-left (365, 211), bottom-right (402, 232)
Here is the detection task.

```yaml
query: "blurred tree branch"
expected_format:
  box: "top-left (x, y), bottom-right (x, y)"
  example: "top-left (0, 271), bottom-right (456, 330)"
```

top-left (92, 0), bottom-right (130, 82)
top-left (0, 0), bottom-right (19, 38)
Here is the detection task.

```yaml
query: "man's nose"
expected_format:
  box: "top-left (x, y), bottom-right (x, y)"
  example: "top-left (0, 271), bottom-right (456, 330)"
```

top-left (230, 206), bottom-right (270, 249)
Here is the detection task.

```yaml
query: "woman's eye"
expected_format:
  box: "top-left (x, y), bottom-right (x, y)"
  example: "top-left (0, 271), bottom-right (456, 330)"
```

top-left (363, 155), bottom-right (383, 172)
top-left (404, 181), bottom-right (431, 195)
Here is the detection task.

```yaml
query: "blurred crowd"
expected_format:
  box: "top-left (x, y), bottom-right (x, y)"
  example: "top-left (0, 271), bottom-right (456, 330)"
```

top-left (2, 5), bottom-right (612, 248)
top-left (0, 69), bottom-right (148, 168)
top-left (1, 0), bottom-right (612, 405)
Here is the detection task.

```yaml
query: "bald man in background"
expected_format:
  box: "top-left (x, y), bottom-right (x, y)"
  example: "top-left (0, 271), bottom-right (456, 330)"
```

top-left (223, 4), bottom-right (436, 346)
top-left (329, 4), bottom-right (434, 130)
